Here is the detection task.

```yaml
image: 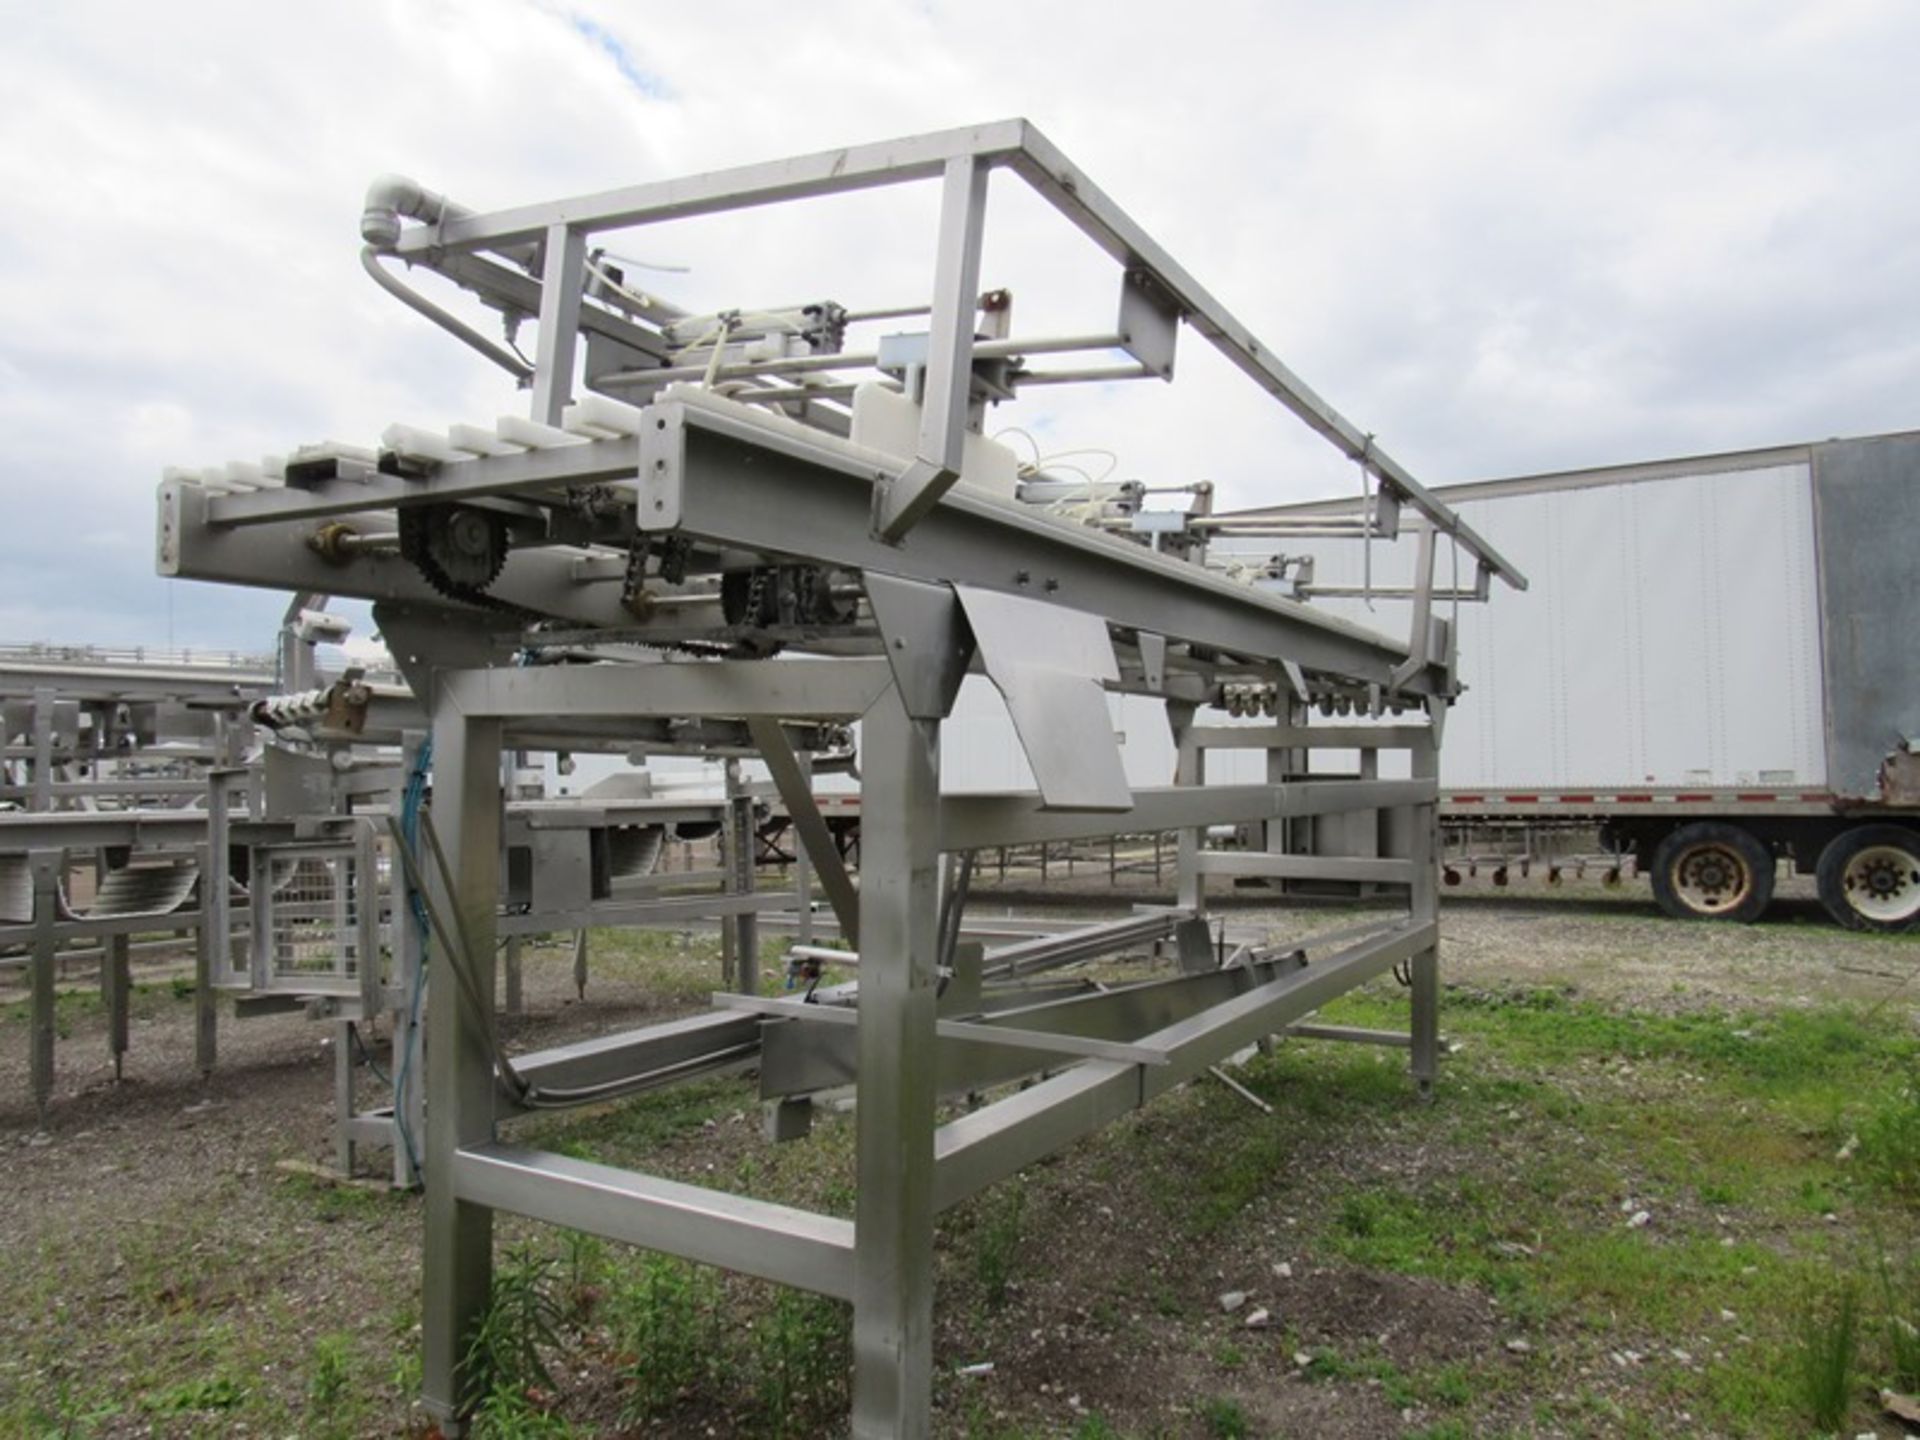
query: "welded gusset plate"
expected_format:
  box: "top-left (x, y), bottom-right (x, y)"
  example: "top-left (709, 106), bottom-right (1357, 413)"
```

top-left (864, 574), bottom-right (975, 721)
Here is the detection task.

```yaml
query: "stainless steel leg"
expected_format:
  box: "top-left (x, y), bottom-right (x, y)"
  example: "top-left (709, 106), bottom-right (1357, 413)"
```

top-left (1170, 702), bottom-right (1205, 913)
top-left (1409, 733), bottom-right (1441, 1091)
top-left (30, 688), bottom-right (53, 811)
top-left (104, 932), bottom-right (130, 1081)
top-left (194, 844), bottom-right (218, 1078)
top-left (394, 883), bottom-right (427, 1192)
top-left (335, 1019), bottom-right (357, 1175)
top-left (725, 769), bottom-right (759, 996)
top-left (421, 708), bottom-right (503, 1427)
top-left (850, 687), bottom-right (941, 1438)
top-left (29, 850), bottom-right (58, 1126)
top-left (504, 936), bottom-right (523, 1017)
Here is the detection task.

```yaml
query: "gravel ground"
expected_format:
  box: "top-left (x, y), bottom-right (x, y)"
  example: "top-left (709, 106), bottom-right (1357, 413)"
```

top-left (1, 880), bottom-right (1916, 1437)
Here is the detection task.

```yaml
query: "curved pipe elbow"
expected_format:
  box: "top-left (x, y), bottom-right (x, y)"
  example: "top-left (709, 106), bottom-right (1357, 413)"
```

top-left (361, 173), bottom-right (470, 250)
top-left (359, 247), bottom-right (533, 382)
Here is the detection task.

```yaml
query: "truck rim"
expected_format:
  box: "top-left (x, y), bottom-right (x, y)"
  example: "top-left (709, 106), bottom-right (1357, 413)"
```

top-left (1670, 841), bottom-right (1751, 914)
top-left (1840, 844), bottom-right (1920, 924)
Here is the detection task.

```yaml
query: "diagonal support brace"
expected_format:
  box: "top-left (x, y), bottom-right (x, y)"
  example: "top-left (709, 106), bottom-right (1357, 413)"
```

top-left (875, 156), bottom-right (989, 543)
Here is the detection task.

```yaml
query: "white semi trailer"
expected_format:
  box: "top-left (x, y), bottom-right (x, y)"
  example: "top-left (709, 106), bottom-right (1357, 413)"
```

top-left (1266, 429), bottom-right (1920, 930)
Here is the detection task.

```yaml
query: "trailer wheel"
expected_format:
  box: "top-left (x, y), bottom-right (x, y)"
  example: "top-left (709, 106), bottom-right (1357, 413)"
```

top-left (1816, 825), bottom-right (1920, 932)
top-left (1649, 822), bottom-right (1773, 922)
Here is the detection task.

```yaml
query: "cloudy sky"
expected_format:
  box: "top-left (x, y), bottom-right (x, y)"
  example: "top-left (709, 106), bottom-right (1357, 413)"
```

top-left (2, 0), bottom-right (1915, 651)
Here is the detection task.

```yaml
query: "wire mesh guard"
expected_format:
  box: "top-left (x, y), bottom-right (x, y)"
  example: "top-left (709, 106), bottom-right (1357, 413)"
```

top-left (260, 845), bottom-right (367, 994)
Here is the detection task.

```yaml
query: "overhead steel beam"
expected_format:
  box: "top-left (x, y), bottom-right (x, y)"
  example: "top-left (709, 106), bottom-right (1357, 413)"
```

top-left (1004, 127), bottom-right (1525, 592)
top-left (387, 120), bottom-right (1032, 256)
top-left (370, 118), bottom-right (1520, 593)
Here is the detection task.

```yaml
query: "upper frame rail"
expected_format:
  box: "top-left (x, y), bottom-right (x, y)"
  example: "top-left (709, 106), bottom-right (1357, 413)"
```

top-left (367, 118), bottom-right (1524, 593)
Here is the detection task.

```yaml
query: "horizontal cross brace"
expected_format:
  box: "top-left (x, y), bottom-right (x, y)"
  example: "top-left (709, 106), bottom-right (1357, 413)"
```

top-left (454, 1143), bottom-right (855, 1299)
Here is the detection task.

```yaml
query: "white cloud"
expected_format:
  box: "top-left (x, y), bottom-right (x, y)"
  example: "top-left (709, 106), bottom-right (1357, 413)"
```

top-left (1, 0), bottom-right (1916, 647)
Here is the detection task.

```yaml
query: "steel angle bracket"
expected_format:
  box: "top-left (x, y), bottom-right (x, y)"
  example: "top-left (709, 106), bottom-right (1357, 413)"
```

top-left (865, 574), bottom-right (976, 721)
top-left (952, 585), bottom-right (1131, 812)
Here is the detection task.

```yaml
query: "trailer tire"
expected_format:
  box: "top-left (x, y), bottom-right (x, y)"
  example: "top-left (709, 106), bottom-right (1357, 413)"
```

top-left (1815, 825), bottom-right (1920, 932)
top-left (1649, 822), bottom-right (1773, 923)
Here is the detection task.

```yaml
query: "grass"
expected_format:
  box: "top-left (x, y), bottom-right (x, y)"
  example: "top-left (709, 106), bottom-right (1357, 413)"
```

top-left (1, 976), bottom-right (188, 1033)
top-left (974, 1180), bottom-right (1028, 1308)
top-left (145, 1373), bottom-right (246, 1415)
top-left (305, 1333), bottom-right (354, 1436)
top-left (1877, 1243), bottom-right (1920, 1393)
top-left (1198, 1393), bottom-right (1250, 1437)
top-left (465, 1244), bottom-right (566, 1411)
top-left (5, 928), bottom-right (1916, 1437)
top-left (521, 1074), bottom-right (737, 1167)
top-left (609, 1252), bottom-right (724, 1419)
top-left (1285, 984), bottom-right (1920, 1435)
top-left (750, 1288), bottom-right (851, 1437)
top-left (1793, 1278), bottom-right (1861, 1432)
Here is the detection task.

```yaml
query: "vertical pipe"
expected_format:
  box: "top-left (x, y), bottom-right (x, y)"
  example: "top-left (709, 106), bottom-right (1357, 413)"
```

top-left (1409, 726), bottom-right (1441, 1092)
top-left (420, 704), bottom-right (503, 1426)
top-left (248, 835), bottom-right (271, 994)
top-left (394, 744), bottom-right (427, 1190)
top-left (850, 686), bottom-right (941, 1438)
top-left (725, 761), bottom-right (759, 996)
top-left (334, 1019), bottom-right (357, 1175)
top-left (205, 773), bottom-right (232, 986)
top-left (503, 936), bottom-right (524, 1018)
top-left (29, 849), bottom-right (59, 1126)
top-left (720, 761), bottom-right (740, 989)
top-left (194, 841), bottom-right (218, 1078)
top-left (104, 932), bottom-right (129, 1081)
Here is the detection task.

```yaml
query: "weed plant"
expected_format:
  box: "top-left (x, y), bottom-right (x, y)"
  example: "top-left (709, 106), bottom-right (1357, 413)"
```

top-left (305, 1333), bottom-right (353, 1436)
top-left (1199, 1393), bottom-right (1250, 1438)
top-left (751, 1288), bottom-right (851, 1437)
top-left (610, 1253), bottom-right (723, 1420)
top-left (1876, 1245), bottom-right (1920, 1394)
top-left (1794, 1277), bottom-right (1861, 1432)
top-left (1859, 1063), bottom-right (1920, 1198)
top-left (975, 1182), bottom-right (1028, 1307)
top-left (463, 1244), bottom-right (566, 1427)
